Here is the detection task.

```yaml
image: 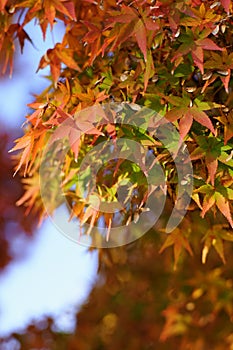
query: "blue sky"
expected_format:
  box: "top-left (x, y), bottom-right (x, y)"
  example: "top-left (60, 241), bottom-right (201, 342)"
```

top-left (0, 21), bottom-right (98, 336)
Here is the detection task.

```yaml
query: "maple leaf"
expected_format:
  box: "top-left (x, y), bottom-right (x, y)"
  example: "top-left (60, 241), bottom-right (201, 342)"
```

top-left (26, 101), bottom-right (50, 129)
top-left (104, 5), bottom-right (159, 61)
top-left (180, 3), bottom-right (221, 30)
top-left (9, 127), bottom-right (47, 177)
top-left (37, 44), bottom-right (81, 84)
top-left (43, 0), bottom-right (76, 28)
top-left (20, 0), bottom-right (76, 39)
top-left (195, 183), bottom-right (233, 228)
top-left (49, 110), bottom-right (104, 161)
top-left (9, 134), bottom-right (34, 177)
top-left (201, 225), bottom-right (233, 264)
top-left (172, 30), bottom-right (223, 73)
top-left (159, 228), bottom-right (193, 270)
top-left (202, 230), bottom-right (226, 264)
top-left (191, 135), bottom-right (231, 186)
top-left (165, 95), bottom-right (216, 139)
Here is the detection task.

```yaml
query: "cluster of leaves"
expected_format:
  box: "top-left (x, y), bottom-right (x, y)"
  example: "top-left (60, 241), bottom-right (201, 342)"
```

top-left (7, 0), bottom-right (232, 259)
top-left (1, 0), bottom-right (233, 346)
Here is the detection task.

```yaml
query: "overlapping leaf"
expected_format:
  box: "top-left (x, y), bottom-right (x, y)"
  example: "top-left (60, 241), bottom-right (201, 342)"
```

top-left (159, 228), bottom-right (193, 270)
top-left (194, 183), bottom-right (233, 228)
top-left (165, 95), bottom-right (218, 139)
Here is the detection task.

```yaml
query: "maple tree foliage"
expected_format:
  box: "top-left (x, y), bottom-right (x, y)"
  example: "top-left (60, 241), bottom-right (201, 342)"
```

top-left (0, 0), bottom-right (233, 348)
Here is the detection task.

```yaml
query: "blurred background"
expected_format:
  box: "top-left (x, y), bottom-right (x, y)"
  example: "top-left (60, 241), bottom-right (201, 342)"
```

top-left (0, 20), bottom-right (98, 337)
